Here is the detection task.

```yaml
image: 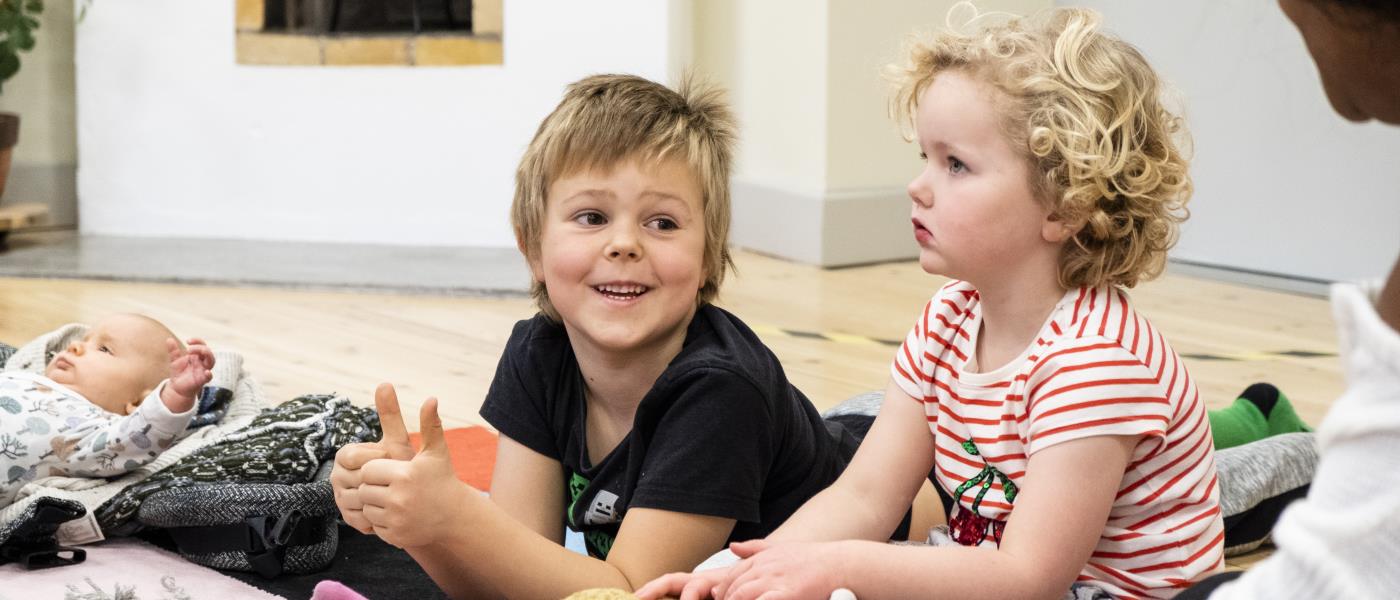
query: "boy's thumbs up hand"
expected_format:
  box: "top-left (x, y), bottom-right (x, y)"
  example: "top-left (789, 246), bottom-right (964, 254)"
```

top-left (357, 396), bottom-right (473, 549)
top-left (373, 383), bottom-right (418, 461)
top-left (331, 383), bottom-right (424, 534)
top-left (416, 397), bottom-right (449, 456)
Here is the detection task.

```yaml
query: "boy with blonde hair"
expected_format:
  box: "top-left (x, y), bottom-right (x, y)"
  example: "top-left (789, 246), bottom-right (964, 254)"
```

top-left (330, 74), bottom-right (873, 598)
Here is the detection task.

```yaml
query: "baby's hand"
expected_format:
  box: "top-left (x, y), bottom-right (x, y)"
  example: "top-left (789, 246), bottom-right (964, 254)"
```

top-left (160, 338), bottom-right (214, 413)
top-left (332, 383), bottom-right (418, 534)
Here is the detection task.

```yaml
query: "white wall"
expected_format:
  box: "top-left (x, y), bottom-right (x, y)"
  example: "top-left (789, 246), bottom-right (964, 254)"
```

top-left (1067, 0), bottom-right (1400, 282)
top-left (76, 0), bottom-right (689, 247)
top-left (824, 0), bottom-right (1047, 192)
top-left (695, 0), bottom-right (1051, 266)
top-left (694, 0), bottom-right (829, 196)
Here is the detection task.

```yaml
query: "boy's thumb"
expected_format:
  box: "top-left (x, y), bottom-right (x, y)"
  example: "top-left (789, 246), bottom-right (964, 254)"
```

top-left (417, 397), bottom-right (449, 456)
top-left (374, 382), bottom-right (411, 448)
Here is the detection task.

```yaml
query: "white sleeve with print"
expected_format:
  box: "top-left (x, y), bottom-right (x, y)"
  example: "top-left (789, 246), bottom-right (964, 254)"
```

top-left (0, 372), bottom-right (194, 507)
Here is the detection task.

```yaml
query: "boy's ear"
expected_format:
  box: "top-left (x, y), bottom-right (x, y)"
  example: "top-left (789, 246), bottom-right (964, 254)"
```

top-left (526, 254), bottom-right (545, 284)
top-left (517, 239), bottom-right (546, 283)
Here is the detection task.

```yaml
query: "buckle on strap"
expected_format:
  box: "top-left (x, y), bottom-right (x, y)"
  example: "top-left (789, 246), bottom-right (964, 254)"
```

top-left (0, 541), bottom-right (87, 570)
top-left (166, 510), bottom-right (319, 578)
top-left (0, 500), bottom-right (89, 570)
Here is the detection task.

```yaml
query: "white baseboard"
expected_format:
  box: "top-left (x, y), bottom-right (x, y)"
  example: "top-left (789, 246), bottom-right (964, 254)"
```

top-left (730, 181), bottom-right (917, 267)
top-left (1167, 259), bottom-right (1331, 298)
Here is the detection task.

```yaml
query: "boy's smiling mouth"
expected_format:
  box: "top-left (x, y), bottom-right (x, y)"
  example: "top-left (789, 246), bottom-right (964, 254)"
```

top-left (593, 282), bottom-right (651, 302)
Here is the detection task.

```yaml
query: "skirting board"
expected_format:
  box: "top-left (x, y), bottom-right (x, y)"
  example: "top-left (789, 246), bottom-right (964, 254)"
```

top-left (730, 180), bottom-right (917, 267)
top-left (1167, 259), bottom-right (1332, 298)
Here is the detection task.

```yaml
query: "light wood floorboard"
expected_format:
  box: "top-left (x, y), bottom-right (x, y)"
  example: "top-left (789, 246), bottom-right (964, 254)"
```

top-left (0, 250), bottom-right (1343, 430)
top-left (0, 249), bottom-right (1338, 569)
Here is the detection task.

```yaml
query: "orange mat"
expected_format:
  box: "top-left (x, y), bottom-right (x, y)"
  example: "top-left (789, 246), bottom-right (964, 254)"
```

top-left (408, 426), bottom-right (499, 491)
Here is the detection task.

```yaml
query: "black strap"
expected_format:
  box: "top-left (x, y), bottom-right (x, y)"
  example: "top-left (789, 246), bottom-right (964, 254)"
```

top-left (0, 542), bottom-right (87, 570)
top-left (0, 500), bottom-right (89, 570)
top-left (165, 511), bottom-right (325, 578)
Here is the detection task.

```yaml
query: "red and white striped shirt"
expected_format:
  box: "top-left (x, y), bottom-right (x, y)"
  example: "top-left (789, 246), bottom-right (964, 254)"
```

top-left (892, 281), bottom-right (1224, 599)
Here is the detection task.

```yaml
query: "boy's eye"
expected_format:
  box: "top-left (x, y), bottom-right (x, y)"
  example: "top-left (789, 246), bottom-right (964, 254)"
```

top-left (648, 217), bottom-right (679, 231)
top-left (919, 151), bottom-right (929, 160)
top-left (98, 345), bottom-right (112, 354)
top-left (572, 211), bottom-right (606, 226)
top-left (948, 156), bottom-right (968, 174)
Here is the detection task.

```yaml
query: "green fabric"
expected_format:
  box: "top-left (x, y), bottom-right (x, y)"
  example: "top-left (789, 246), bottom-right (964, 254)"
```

top-left (1262, 390), bottom-right (1313, 437)
top-left (1209, 387), bottom-right (1312, 450)
top-left (1209, 397), bottom-right (1272, 450)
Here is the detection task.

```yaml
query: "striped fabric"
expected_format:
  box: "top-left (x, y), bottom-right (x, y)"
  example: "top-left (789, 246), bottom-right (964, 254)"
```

top-left (892, 281), bottom-right (1224, 599)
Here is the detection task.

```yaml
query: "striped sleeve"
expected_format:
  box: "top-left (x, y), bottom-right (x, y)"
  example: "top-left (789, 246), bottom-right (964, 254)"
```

top-left (1023, 338), bottom-right (1170, 455)
top-left (891, 298), bottom-right (935, 404)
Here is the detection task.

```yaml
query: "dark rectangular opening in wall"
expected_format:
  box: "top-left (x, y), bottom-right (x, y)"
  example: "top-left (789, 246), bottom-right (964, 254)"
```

top-left (264, 0), bottom-right (473, 34)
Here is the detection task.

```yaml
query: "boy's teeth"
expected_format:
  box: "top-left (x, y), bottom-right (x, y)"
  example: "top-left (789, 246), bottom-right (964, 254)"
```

top-left (596, 284), bottom-right (647, 295)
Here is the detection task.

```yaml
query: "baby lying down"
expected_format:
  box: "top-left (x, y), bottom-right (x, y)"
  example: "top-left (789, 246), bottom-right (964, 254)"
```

top-left (0, 314), bottom-right (214, 508)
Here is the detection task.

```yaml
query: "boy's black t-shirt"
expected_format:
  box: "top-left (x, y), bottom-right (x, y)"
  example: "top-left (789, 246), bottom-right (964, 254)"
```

top-left (479, 304), bottom-right (851, 559)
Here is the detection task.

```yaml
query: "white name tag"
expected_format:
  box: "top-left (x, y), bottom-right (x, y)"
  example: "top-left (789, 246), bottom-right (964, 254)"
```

top-left (56, 511), bottom-right (105, 545)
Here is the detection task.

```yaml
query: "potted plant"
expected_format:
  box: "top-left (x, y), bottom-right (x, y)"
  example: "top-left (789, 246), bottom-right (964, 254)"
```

top-left (0, 0), bottom-right (42, 201)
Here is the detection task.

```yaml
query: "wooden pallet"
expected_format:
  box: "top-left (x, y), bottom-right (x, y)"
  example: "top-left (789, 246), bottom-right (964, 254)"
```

top-left (0, 202), bottom-right (47, 232)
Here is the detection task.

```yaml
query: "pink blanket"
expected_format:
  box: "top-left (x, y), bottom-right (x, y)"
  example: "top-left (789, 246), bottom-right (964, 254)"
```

top-left (0, 538), bottom-right (285, 599)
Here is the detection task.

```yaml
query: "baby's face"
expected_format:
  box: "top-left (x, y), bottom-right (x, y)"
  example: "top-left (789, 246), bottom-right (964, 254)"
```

top-left (44, 315), bottom-right (173, 414)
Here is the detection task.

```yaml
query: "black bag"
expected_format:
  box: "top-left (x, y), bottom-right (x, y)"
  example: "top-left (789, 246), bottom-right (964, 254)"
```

top-left (139, 477), bottom-right (339, 578)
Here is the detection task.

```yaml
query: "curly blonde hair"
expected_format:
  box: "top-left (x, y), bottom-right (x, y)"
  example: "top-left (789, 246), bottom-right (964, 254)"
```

top-left (512, 74), bottom-right (738, 322)
top-left (889, 4), bottom-right (1191, 288)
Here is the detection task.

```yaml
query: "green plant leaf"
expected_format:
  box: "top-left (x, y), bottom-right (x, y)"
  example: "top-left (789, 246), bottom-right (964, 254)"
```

top-left (14, 27), bottom-right (32, 51)
top-left (0, 52), bottom-right (20, 85)
top-left (25, 0), bottom-right (43, 13)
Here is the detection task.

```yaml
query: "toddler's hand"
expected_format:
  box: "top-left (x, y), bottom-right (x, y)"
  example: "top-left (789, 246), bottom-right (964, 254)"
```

top-left (712, 540), bottom-right (846, 600)
top-left (332, 383), bottom-right (419, 534)
top-left (160, 338), bottom-right (214, 413)
top-left (357, 395), bottom-right (471, 549)
top-left (637, 567), bottom-right (733, 600)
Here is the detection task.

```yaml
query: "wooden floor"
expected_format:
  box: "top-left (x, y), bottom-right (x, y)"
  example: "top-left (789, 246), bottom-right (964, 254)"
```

top-left (0, 248), bottom-right (1340, 570)
top-left (0, 249), bottom-right (1343, 429)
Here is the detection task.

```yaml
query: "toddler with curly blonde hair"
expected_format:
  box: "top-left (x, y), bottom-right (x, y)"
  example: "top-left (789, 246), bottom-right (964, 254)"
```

top-left (642, 6), bottom-right (1222, 600)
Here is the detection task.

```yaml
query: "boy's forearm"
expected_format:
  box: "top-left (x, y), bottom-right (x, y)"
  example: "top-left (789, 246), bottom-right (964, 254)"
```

top-left (405, 547), bottom-right (503, 600)
top-left (408, 495), bottom-right (633, 599)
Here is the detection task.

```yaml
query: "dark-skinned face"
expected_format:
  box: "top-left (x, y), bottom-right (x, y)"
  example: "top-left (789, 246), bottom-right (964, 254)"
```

top-left (1280, 0), bottom-right (1400, 124)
